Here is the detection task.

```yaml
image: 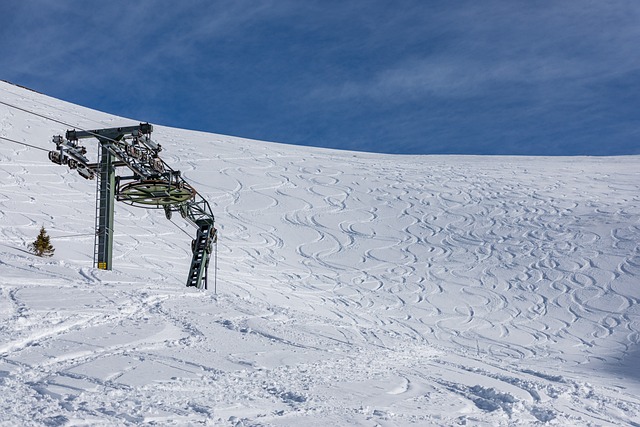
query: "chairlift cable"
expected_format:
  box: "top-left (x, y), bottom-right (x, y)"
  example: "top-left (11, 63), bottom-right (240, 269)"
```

top-left (50, 233), bottom-right (96, 239)
top-left (0, 99), bottom-right (90, 136)
top-left (214, 238), bottom-right (218, 295)
top-left (0, 99), bottom-right (181, 175)
top-left (0, 135), bottom-right (49, 152)
top-left (0, 99), bottom-right (148, 150)
top-left (168, 218), bottom-right (193, 238)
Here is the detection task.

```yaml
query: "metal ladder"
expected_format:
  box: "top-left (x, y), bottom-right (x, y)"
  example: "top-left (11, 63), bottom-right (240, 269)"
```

top-left (92, 145), bottom-right (102, 268)
top-left (93, 145), bottom-right (115, 270)
top-left (186, 221), bottom-right (215, 289)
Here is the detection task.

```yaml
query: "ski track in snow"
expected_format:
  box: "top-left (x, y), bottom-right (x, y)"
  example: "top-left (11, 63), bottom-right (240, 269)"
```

top-left (1, 81), bottom-right (640, 425)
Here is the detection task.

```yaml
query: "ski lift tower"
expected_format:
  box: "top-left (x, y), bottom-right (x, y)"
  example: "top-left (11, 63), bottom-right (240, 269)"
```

top-left (48, 123), bottom-right (217, 289)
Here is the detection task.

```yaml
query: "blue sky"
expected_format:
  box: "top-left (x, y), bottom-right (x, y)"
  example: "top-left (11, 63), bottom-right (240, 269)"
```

top-left (1, 1), bottom-right (639, 155)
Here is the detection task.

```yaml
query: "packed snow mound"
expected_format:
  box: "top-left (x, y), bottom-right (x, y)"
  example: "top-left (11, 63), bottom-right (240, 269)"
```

top-left (1, 80), bottom-right (639, 425)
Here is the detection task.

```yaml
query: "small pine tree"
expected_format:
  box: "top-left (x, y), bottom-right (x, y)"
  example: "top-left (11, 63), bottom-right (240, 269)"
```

top-left (29, 226), bottom-right (55, 257)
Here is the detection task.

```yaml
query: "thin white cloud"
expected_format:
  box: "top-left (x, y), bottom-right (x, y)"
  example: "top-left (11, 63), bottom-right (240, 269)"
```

top-left (318, 55), bottom-right (610, 101)
top-left (309, 1), bottom-right (640, 102)
top-left (1, 1), bottom-right (298, 93)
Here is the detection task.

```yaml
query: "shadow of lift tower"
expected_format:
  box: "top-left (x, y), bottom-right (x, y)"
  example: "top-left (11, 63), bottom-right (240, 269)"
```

top-left (48, 123), bottom-right (217, 290)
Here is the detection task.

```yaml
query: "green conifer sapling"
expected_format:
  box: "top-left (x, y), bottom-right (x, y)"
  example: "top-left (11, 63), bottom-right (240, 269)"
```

top-left (29, 226), bottom-right (55, 257)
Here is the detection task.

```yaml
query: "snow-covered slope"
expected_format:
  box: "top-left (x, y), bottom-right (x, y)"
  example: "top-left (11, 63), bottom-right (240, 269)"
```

top-left (1, 80), bottom-right (639, 426)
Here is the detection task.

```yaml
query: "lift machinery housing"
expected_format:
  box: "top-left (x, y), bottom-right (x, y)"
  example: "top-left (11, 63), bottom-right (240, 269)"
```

top-left (48, 123), bottom-right (217, 290)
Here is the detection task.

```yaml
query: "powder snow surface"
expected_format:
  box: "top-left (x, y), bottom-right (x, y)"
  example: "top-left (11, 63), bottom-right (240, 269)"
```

top-left (1, 81), bottom-right (640, 426)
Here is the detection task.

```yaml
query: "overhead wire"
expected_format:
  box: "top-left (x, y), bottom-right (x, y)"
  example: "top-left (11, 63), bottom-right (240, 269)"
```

top-left (2, 88), bottom-right (112, 129)
top-left (0, 98), bottom-right (214, 226)
top-left (0, 99), bottom-right (159, 166)
top-left (0, 100), bottom-right (219, 212)
top-left (0, 99), bottom-right (116, 142)
top-left (168, 217), bottom-right (194, 238)
top-left (50, 233), bottom-right (96, 239)
top-left (0, 99), bottom-right (86, 132)
top-left (0, 135), bottom-right (49, 152)
top-left (0, 99), bottom-right (181, 174)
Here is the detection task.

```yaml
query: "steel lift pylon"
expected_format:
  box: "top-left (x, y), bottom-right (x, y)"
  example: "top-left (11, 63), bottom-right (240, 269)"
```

top-left (48, 123), bottom-right (217, 290)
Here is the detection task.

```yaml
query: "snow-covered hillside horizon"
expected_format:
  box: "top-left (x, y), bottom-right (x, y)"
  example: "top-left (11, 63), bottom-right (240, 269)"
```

top-left (1, 80), bottom-right (639, 426)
